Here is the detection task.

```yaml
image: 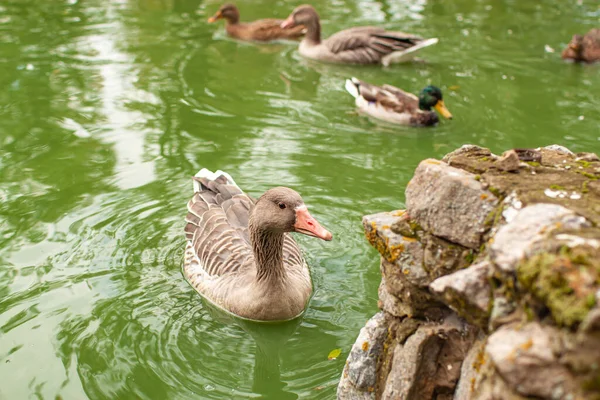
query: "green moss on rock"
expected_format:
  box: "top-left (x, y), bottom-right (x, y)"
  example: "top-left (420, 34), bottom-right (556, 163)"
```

top-left (517, 247), bottom-right (600, 329)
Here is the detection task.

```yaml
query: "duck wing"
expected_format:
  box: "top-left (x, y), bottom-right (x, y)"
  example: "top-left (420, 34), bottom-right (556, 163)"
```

top-left (184, 170), bottom-right (254, 278)
top-left (325, 26), bottom-right (422, 64)
top-left (348, 78), bottom-right (419, 114)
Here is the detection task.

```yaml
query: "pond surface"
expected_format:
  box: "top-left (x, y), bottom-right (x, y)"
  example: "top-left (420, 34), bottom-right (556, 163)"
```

top-left (0, 0), bottom-right (598, 398)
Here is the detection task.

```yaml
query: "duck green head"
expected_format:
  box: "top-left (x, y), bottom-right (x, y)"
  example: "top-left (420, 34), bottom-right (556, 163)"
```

top-left (418, 86), bottom-right (453, 119)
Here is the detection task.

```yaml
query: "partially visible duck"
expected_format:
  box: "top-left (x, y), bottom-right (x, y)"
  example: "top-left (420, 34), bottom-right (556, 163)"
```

top-left (345, 77), bottom-right (452, 126)
top-left (561, 28), bottom-right (600, 63)
top-left (280, 5), bottom-right (438, 66)
top-left (183, 169), bottom-right (332, 321)
top-left (208, 3), bottom-right (305, 42)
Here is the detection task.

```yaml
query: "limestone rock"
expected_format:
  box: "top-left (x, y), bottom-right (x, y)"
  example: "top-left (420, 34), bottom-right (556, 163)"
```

top-left (495, 150), bottom-right (520, 172)
top-left (422, 233), bottom-right (472, 281)
top-left (429, 261), bottom-right (491, 327)
top-left (485, 323), bottom-right (576, 399)
top-left (363, 212), bottom-right (429, 287)
top-left (380, 259), bottom-right (444, 319)
top-left (453, 334), bottom-right (486, 400)
top-left (337, 312), bottom-right (388, 399)
top-left (406, 159), bottom-right (498, 249)
top-left (490, 203), bottom-right (589, 273)
top-left (381, 315), bottom-right (477, 400)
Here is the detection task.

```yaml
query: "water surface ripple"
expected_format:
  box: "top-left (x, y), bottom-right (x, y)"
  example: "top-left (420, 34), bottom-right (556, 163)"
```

top-left (0, 0), bottom-right (599, 398)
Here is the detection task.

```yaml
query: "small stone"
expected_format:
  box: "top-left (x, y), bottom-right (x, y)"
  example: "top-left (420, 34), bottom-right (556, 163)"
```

top-left (495, 150), bottom-right (520, 172)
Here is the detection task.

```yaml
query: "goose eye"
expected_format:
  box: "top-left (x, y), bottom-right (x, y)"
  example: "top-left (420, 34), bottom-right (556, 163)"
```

top-left (278, 202), bottom-right (286, 209)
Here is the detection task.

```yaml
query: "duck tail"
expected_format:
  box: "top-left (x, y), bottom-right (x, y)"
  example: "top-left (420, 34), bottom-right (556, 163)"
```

top-left (193, 168), bottom-right (238, 193)
top-left (344, 77), bottom-right (361, 98)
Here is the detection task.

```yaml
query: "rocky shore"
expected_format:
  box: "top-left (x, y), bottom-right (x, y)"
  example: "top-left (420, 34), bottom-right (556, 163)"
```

top-left (338, 145), bottom-right (600, 400)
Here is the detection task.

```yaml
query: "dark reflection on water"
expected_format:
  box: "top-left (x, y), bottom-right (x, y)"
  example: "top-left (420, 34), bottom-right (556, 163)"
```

top-left (0, 0), bottom-right (599, 398)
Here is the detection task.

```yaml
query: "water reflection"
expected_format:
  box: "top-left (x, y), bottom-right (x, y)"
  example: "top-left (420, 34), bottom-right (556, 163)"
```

top-left (0, 0), bottom-right (599, 398)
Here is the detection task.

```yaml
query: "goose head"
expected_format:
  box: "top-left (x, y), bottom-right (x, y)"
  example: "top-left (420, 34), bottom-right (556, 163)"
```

top-left (281, 5), bottom-right (319, 30)
top-left (208, 3), bottom-right (240, 24)
top-left (418, 86), bottom-right (453, 119)
top-left (252, 187), bottom-right (332, 241)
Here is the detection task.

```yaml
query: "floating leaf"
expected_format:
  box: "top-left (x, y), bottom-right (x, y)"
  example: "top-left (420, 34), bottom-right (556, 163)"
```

top-left (448, 85), bottom-right (460, 91)
top-left (328, 348), bottom-right (342, 360)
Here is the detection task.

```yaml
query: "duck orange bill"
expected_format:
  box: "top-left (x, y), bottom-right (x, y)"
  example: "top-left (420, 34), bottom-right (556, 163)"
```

top-left (294, 207), bottom-right (332, 241)
top-left (208, 12), bottom-right (222, 23)
top-left (280, 16), bottom-right (295, 29)
top-left (434, 100), bottom-right (453, 119)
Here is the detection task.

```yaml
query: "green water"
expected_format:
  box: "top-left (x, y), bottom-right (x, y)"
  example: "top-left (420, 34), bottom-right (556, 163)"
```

top-left (0, 0), bottom-right (598, 398)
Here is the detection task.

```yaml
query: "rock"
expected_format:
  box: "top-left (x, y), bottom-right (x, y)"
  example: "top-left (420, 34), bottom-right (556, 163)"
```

top-left (485, 323), bottom-right (576, 399)
top-left (495, 150), bottom-right (520, 172)
top-left (543, 144), bottom-right (574, 155)
top-left (422, 233), bottom-right (472, 281)
top-left (363, 212), bottom-right (429, 287)
top-left (429, 261), bottom-right (491, 327)
top-left (453, 334), bottom-right (486, 400)
top-left (580, 308), bottom-right (600, 333)
top-left (337, 312), bottom-right (388, 399)
top-left (490, 203), bottom-right (589, 273)
top-left (517, 243), bottom-right (600, 328)
top-left (380, 260), bottom-right (444, 318)
top-left (514, 148), bottom-right (542, 163)
top-left (488, 296), bottom-right (517, 330)
top-left (378, 278), bottom-right (409, 318)
top-left (406, 159), bottom-right (498, 249)
top-left (576, 152), bottom-right (600, 162)
top-left (381, 315), bottom-right (477, 400)
top-left (442, 145), bottom-right (497, 175)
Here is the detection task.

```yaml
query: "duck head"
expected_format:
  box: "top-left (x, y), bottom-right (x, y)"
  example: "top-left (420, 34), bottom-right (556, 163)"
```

top-left (419, 86), bottom-right (452, 119)
top-left (208, 3), bottom-right (240, 24)
top-left (252, 187), bottom-right (332, 241)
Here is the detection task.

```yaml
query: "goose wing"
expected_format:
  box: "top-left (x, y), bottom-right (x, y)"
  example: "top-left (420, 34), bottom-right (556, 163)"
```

top-left (324, 27), bottom-right (422, 64)
top-left (184, 173), bottom-right (254, 278)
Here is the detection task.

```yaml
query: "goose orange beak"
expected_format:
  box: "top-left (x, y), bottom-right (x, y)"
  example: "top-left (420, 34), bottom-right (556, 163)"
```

top-left (294, 206), bottom-right (332, 241)
top-left (434, 100), bottom-right (453, 119)
top-left (280, 16), bottom-right (295, 29)
top-left (208, 11), bottom-right (222, 23)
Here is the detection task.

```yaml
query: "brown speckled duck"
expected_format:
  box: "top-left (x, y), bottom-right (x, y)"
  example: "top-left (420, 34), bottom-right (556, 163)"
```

top-left (280, 5), bottom-right (438, 66)
top-left (183, 169), bottom-right (332, 321)
top-left (562, 28), bottom-right (600, 63)
top-left (208, 3), bottom-right (305, 42)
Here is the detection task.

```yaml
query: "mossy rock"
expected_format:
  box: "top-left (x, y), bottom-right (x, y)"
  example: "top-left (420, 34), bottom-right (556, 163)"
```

top-left (517, 246), bottom-right (600, 329)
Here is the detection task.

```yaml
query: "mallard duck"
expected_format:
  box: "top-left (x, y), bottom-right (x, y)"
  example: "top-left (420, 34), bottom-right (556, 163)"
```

top-left (183, 169), bottom-right (332, 321)
top-left (280, 5), bottom-right (438, 66)
top-left (208, 3), bottom-right (305, 42)
top-left (561, 28), bottom-right (600, 63)
top-left (344, 78), bottom-right (453, 126)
